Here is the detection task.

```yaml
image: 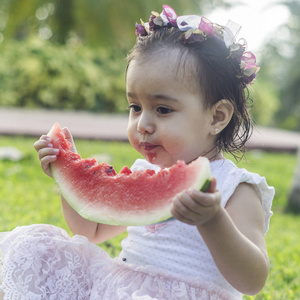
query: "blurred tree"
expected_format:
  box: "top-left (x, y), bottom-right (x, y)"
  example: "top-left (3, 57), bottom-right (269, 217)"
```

top-left (0, 0), bottom-right (232, 47)
top-left (261, 0), bottom-right (300, 131)
top-left (53, 0), bottom-right (74, 44)
top-left (249, 80), bottom-right (280, 127)
top-left (279, 0), bottom-right (300, 131)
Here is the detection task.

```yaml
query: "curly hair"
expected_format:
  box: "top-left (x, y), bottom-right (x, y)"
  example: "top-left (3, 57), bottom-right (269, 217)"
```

top-left (127, 27), bottom-right (253, 160)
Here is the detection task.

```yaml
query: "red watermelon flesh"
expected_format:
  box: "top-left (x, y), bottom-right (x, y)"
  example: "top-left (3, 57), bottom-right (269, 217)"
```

top-left (48, 123), bottom-right (212, 226)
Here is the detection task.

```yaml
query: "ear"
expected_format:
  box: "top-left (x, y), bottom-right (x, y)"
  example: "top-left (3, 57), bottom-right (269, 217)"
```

top-left (209, 99), bottom-right (234, 135)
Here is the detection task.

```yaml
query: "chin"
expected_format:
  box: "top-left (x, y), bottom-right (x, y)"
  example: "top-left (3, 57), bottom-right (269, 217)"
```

top-left (153, 159), bottom-right (177, 169)
top-left (144, 153), bottom-right (182, 169)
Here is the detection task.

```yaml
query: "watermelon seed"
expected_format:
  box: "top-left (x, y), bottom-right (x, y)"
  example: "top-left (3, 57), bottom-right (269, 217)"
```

top-left (122, 258), bottom-right (127, 262)
top-left (107, 166), bottom-right (114, 173)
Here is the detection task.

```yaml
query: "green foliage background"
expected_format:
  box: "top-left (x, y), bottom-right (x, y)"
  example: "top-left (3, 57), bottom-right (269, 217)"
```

top-left (0, 38), bottom-right (127, 112)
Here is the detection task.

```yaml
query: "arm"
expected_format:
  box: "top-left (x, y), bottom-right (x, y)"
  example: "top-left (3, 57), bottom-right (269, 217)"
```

top-left (34, 128), bottom-right (126, 244)
top-left (61, 195), bottom-right (126, 243)
top-left (171, 179), bottom-right (269, 295)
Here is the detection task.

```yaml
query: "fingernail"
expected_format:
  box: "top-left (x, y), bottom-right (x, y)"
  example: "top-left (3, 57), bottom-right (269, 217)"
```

top-left (53, 149), bottom-right (59, 154)
top-left (45, 137), bottom-right (51, 142)
top-left (48, 143), bottom-right (53, 147)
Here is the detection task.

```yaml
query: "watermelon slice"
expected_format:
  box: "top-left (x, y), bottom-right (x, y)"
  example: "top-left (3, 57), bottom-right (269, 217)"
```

top-left (48, 123), bottom-right (212, 226)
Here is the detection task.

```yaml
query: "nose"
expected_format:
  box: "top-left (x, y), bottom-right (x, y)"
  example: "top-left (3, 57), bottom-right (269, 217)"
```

top-left (137, 112), bottom-right (155, 134)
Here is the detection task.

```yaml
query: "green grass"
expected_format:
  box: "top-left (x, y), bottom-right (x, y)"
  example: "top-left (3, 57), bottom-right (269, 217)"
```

top-left (0, 135), bottom-right (299, 298)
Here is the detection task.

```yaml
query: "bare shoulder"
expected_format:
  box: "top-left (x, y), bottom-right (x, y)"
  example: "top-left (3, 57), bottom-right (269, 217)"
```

top-left (225, 183), bottom-right (267, 252)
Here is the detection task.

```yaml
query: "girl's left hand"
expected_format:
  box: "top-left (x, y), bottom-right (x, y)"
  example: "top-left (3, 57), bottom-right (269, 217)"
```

top-left (171, 178), bottom-right (222, 226)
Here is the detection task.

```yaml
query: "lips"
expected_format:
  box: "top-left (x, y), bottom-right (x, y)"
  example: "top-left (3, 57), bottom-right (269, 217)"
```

top-left (140, 142), bottom-right (159, 151)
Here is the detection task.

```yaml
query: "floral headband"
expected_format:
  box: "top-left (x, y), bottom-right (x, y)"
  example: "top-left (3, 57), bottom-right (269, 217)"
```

top-left (135, 5), bottom-right (260, 85)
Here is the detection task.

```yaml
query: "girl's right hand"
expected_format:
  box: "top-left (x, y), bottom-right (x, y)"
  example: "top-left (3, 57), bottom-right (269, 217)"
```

top-left (34, 127), bottom-right (76, 178)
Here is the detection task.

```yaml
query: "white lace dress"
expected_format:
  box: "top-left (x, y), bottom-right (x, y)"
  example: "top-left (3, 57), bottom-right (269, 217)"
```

top-left (0, 159), bottom-right (274, 300)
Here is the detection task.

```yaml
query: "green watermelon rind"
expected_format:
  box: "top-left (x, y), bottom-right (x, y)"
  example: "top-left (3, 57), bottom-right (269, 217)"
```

top-left (200, 178), bottom-right (211, 193)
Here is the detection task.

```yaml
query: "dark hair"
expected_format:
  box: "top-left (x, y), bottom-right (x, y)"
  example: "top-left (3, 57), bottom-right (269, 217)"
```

top-left (127, 27), bottom-right (253, 160)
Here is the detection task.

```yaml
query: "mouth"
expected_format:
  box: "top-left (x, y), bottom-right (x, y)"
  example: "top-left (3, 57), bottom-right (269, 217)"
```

top-left (139, 142), bottom-right (159, 152)
top-left (139, 142), bottom-right (159, 163)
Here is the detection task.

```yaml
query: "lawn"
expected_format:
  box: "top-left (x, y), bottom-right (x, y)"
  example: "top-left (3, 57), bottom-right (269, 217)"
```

top-left (0, 135), bottom-right (299, 299)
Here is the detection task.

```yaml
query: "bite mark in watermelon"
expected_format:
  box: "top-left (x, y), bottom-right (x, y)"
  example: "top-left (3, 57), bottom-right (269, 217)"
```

top-left (48, 123), bottom-right (212, 226)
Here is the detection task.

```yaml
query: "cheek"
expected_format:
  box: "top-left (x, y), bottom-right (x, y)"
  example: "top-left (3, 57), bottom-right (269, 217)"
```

top-left (160, 129), bottom-right (186, 153)
top-left (161, 121), bottom-right (203, 151)
top-left (160, 122), bottom-right (190, 142)
top-left (127, 121), bottom-right (138, 148)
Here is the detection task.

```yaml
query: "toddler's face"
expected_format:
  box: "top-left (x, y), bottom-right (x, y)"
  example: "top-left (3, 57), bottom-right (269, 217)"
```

top-left (126, 50), bottom-right (217, 168)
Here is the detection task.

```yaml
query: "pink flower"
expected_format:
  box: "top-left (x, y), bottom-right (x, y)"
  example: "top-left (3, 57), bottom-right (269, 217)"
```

top-left (162, 4), bottom-right (178, 27)
top-left (239, 52), bottom-right (260, 84)
top-left (241, 51), bottom-right (257, 64)
top-left (199, 17), bottom-right (215, 37)
top-left (135, 23), bottom-right (148, 36)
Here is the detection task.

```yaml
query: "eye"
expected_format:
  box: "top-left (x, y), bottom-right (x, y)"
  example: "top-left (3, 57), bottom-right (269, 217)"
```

top-left (157, 106), bottom-right (173, 114)
top-left (128, 104), bottom-right (141, 113)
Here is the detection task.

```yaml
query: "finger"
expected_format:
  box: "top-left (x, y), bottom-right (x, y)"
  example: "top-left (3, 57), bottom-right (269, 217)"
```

top-left (62, 127), bottom-right (70, 139)
top-left (207, 177), bottom-right (217, 193)
top-left (62, 127), bottom-right (77, 153)
top-left (39, 134), bottom-right (51, 141)
top-left (38, 147), bottom-right (59, 161)
top-left (40, 155), bottom-right (57, 177)
top-left (62, 127), bottom-right (75, 144)
top-left (33, 136), bottom-right (51, 152)
top-left (171, 202), bottom-right (195, 225)
top-left (187, 189), bottom-right (219, 208)
top-left (40, 154), bottom-right (57, 166)
top-left (172, 193), bottom-right (202, 219)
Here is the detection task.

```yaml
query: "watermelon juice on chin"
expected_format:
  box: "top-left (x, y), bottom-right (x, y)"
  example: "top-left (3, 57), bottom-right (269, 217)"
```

top-left (47, 122), bottom-right (212, 226)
